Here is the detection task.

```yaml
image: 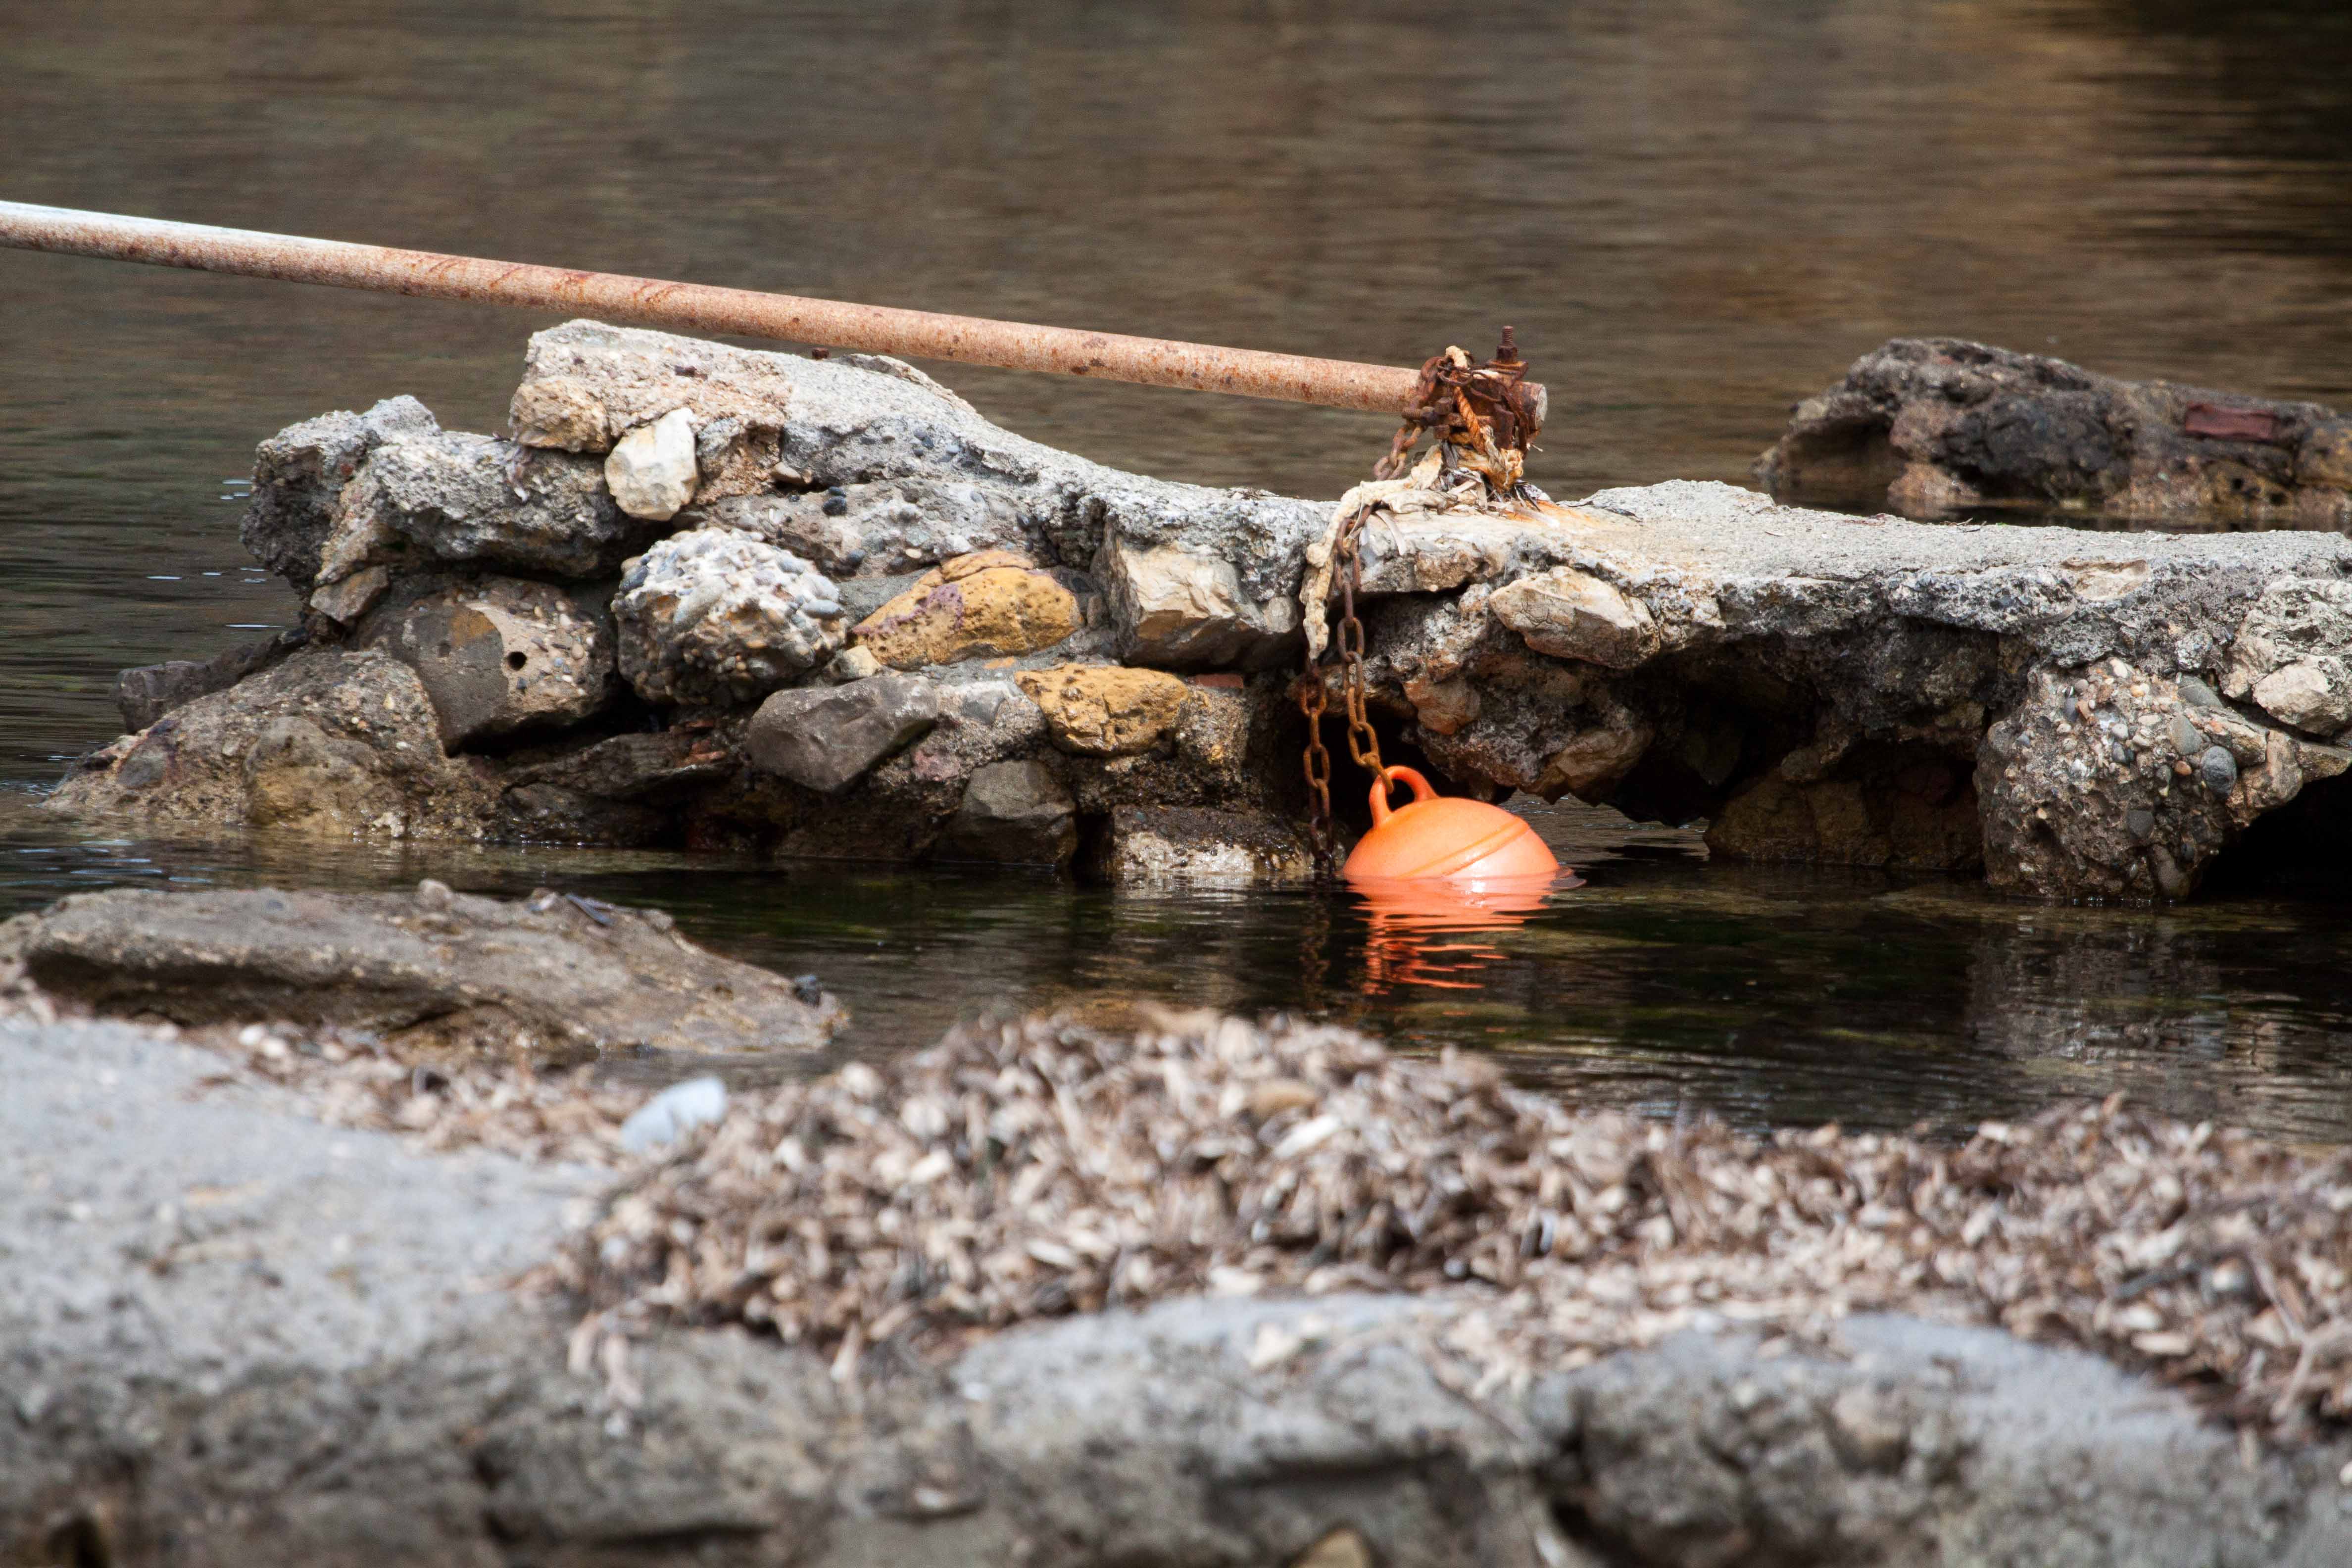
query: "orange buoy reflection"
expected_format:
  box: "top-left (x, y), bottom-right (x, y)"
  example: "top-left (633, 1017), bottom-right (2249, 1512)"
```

top-left (1350, 871), bottom-right (1581, 991)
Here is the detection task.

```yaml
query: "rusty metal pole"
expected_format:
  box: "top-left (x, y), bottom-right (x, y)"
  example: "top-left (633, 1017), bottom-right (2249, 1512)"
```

top-left (0, 201), bottom-right (1507, 417)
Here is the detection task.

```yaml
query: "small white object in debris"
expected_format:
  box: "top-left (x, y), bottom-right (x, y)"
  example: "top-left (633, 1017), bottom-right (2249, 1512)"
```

top-left (619, 1076), bottom-right (729, 1153)
top-left (605, 408), bottom-right (700, 521)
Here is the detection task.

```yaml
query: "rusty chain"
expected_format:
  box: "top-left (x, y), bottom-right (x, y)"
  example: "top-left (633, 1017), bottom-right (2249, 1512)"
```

top-left (1298, 328), bottom-right (1542, 878)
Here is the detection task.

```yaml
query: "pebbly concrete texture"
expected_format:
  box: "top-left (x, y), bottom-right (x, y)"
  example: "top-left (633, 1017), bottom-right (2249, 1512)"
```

top-left (1756, 336), bottom-right (2352, 527)
top-left (6, 1009), bottom-right (2352, 1567)
top-left (48, 319), bottom-right (2352, 897)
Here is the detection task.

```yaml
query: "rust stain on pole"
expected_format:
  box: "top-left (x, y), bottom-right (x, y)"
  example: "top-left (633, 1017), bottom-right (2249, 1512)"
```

top-left (0, 201), bottom-right (1477, 416)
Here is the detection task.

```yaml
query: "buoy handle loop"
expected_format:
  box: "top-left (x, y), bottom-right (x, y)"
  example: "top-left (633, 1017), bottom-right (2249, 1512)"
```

top-left (1368, 765), bottom-right (1438, 828)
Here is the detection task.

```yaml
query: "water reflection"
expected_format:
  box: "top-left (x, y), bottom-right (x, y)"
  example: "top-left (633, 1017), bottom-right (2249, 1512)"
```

top-left (1352, 874), bottom-right (1574, 993)
top-left (12, 791), bottom-right (2352, 1144)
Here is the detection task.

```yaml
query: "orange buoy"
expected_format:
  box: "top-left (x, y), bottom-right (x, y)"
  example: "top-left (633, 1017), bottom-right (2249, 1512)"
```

top-left (1341, 766), bottom-right (1562, 883)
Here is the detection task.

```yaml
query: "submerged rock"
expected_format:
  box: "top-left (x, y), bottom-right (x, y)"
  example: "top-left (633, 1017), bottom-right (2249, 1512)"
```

top-left (53, 650), bottom-right (497, 841)
top-left (1758, 336), bottom-right (2352, 526)
top-left (940, 758), bottom-right (1078, 866)
top-left (0, 883), bottom-right (841, 1064)
top-left (1086, 804), bottom-right (1315, 884)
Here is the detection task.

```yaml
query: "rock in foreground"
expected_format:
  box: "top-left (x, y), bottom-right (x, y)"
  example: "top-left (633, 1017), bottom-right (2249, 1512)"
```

top-left (0, 883), bottom-right (841, 1063)
top-left (5, 1007), bottom-right (2352, 1566)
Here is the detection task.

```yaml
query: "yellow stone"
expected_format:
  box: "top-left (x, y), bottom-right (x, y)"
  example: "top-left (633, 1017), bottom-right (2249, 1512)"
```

top-left (1016, 665), bottom-right (1189, 757)
top-left (853, 550), bottom-right (1079, 669)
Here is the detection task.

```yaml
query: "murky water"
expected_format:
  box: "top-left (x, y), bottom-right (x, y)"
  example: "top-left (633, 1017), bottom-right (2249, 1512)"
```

top-left (9, 0), bottom-right (2352, 1140)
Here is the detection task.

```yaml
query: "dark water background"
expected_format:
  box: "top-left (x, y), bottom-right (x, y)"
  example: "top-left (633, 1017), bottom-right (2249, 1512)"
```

top-left (9, 0), bottom-right (2352, 1139)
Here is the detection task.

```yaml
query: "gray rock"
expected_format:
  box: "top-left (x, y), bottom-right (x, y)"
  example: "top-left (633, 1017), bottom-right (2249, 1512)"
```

top-left (940, 759), bottom-right (1077, 866)
top-left (745, 674), bottom-right (940, 794)
top-left (1757, 335), bottom-right (2352, 527)
top-left (1085, 805), bottom-right (1315, 885)
top-left (354, 577), bottom-right (616, 749)
top-left (328, 429), bottom-right (648, 580)
top-left (499, 727), bottom-right (735, 802)
top-left (241, 394), bottom-right (439, 592)
top-left (701, 478), bottom-right (1038, 579)
top-left (113, 629), bottom-right (305, 733)
top-left (613, 529), bottom-right (848, 707)
top-left (605, 408), bottom-right (701, 521)
top-left (2203, 745), bottom-right (2240, 794)
top-left (0, 884), bottom-right (840, 1065)
top-left (517, 321), bottom-right (1325, 658)
top-left (7, 1010), bottom-right (2347, 1565)
top-left (50, 650), bottom-right (498, 842)
top-left (617, 1075), bottom-right (729, 1153)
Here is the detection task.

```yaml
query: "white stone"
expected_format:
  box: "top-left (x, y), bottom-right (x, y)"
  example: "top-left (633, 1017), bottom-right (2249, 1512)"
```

top-left (618, 1076), bottom-right (729, 1154)
top-left (1488, 567), bottom-right (1660, 669)
top-left (604, 408), bottom-right (699, 522)
top-left (2251, 661), bottom-right (2349, 735)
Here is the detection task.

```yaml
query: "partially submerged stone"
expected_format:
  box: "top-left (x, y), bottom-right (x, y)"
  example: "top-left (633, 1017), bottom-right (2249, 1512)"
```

top-left (939, 758), bottom-right (1078, 866)
top-left (0, 883), bottom-right (841, 1063)
top-left (1759, 336), bottom-right (2352, 525)
top-left (613, 529), bottom-right (847, 706)
top-left (53, 650), bottom-right (496, 841)
top-left (113, 629), bottom-right (305, 733)
top-left (1086, 804), bottom-right (1314, 884)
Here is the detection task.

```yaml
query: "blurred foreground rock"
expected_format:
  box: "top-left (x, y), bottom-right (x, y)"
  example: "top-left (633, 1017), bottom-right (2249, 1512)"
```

top-left (0, 883), bottom-right (840, 1064)
top-left (51, 320), bottom-right (2352, 897)
top-left (5, 1008), bottom-right (2351, 1567)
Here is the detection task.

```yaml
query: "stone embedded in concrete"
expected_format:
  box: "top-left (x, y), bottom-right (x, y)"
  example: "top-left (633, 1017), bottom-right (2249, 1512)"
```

top-left (852, 549), bottom-right (1081, 669)
top-left (506, 373), bottom-right (611, 452)
top-left (605, 408), bottom-right (701, 522)
top-left (1487, 566), bottom-right (1661, 669)
top-left (356, 577), bottom-right (615, 749)
top-left (700, 479), bottom-right (1037, 580)
top-left (690, 414), bottom-right (784, 505)
top-left (746, 674), bottom-right (941, 794)
top-left (1086, 805), bottom-right (1315, 884)
top-left (2224, 577), bottom-right (2352, 735)
top-left (1758, 336), bottom-right (2352, 527)
top-left (0, 884), bottom-right (840, 1064)
top-left (613, 529), bottom-right (848, 707)
top-left (1977, 660), bottom-right (2352, 898)
top-left (940, 759), bottom-right (1078, 866)
top-left (241, 394), bottom-right (440, 592)
top-left (1017, 665), bottom-right (1190, 757)
top-left (50, 650), bottom-right (496, 842)
top-left (306, 562), bottom-right (391, 626)
top-left (1101, 541), bottom-right (1303, 671)
top-left (508, 317), bottom-right (799, 450)
top-left (329, 430), bottom-right (646, 580)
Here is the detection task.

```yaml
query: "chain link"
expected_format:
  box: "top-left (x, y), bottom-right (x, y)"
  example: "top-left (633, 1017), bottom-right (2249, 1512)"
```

top-left (1298, 328), bottom-right (1542, 879)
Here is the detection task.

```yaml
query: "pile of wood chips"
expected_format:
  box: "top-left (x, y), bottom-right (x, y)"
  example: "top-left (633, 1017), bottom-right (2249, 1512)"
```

top-left (531, 1007), bottom-right (2352, 1440)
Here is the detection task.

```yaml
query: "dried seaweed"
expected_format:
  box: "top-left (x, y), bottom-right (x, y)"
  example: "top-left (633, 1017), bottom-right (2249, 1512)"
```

top-left (14, 970), bottom-right (2352, 1441)
top-left (542, 1008), bottom-right (2352, 1440)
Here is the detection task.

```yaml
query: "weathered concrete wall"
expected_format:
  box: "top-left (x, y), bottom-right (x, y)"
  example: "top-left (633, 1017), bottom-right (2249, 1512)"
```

top-left (7, 1010), bottom-right (2352, 1567)
top-left (47, 323), bottom-right (2352, 899)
